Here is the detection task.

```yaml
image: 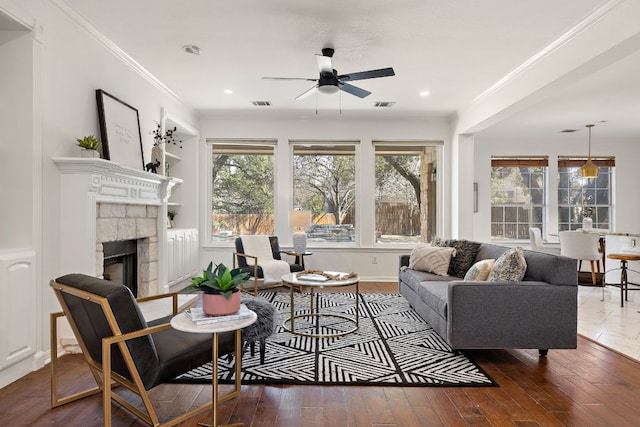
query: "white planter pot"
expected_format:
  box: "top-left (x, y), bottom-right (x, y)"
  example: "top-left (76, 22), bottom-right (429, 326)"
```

top-left (80, 149), bottom-right (100, 158)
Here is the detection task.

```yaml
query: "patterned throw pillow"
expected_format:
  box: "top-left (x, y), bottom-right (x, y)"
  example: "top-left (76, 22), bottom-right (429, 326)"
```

top-left (409, 244), bottom-right (457, 276)
top-left (432, 238), bottom-right (482, 278)
top-left (487, 247), bottom-right (527, 281)
top-left (464, 259), bottom-right (496, 281)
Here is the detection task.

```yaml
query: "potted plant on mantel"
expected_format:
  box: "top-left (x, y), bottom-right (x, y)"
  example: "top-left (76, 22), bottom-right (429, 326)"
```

top-left (76, 135), bottom-right (101, 158)
top-left (182, 262), bottom-right (250, 316)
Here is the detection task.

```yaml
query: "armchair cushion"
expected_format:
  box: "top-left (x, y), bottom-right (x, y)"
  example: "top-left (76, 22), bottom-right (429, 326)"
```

top-left (235, 236), bottom-right (304, 277)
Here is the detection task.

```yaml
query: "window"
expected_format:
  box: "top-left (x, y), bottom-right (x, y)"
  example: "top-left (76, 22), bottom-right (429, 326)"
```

top-left (557, 157), bottom-right (614, 231)
top-left (374, 144), bottom-right (438, 243)
top-left (490, 157), bottom-right (548, 240)
top-left (292, 143), bottom-right (357, 243)
top-left (210, 142), bottom-right (275, 241)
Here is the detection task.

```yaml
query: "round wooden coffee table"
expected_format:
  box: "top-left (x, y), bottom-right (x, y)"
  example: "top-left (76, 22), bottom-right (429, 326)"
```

top-left (281, 271), bottom-right (359, 338)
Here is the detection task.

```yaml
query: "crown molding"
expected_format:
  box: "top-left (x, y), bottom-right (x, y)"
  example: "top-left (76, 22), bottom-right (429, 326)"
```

top-left (471, 0), bottom-right (627, 106)
top-left (51, 0), bottom-right (184, 105)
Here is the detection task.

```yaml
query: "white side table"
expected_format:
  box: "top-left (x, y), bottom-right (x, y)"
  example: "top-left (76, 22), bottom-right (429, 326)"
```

top-left (171, 311), bottom-right (257, 427)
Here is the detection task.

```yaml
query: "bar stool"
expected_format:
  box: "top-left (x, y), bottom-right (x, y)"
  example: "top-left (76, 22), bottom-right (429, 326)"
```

top-left (606, 253), bottom-right (640, 307)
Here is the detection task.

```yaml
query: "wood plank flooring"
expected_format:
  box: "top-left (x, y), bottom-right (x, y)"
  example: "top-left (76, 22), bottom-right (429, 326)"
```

top-left (2, 282), bottom-right (640, 426)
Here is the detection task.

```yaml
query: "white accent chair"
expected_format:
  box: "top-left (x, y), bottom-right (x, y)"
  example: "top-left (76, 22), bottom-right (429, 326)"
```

top-left (559, 230), bottom-right (601, 286)
top-left (528, 227), bottom-right (560, 254)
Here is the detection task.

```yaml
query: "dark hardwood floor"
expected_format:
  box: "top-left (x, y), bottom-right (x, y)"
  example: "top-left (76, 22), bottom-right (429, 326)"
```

top-left (2, 282), bottom-right (640, 426)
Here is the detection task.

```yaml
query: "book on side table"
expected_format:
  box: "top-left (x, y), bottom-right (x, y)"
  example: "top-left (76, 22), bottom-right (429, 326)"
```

top-left (186, 303), bottom-right (253, 325)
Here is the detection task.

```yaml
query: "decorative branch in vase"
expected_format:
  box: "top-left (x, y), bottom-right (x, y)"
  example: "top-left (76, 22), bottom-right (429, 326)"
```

top-left (149, 122), bottom-right (183, 175)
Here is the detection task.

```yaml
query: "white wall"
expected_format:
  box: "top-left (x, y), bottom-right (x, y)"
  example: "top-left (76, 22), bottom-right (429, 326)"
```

top-left (471, 135), bottom-right (640, 242)
top-left (0, 24), bottom-right (32, 248)
top-left (0, 0), bottom-right (199, 385)
top-left (198, 114), bottom-right (452, 281)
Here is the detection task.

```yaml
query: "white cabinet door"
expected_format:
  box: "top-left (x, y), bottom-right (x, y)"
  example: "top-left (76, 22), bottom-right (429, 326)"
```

top-left (183, 229), bottom-right (199, 279)
top-left (166, 228), bottom-right (198, 287)
top-left (0, 250), bottom-right (36, 373)
top-left (167, 232), bottom-right (178, 286)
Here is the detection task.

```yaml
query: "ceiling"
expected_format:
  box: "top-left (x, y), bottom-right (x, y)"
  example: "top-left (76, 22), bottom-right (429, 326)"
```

top-left (61, 0), bottom-right (639, 138)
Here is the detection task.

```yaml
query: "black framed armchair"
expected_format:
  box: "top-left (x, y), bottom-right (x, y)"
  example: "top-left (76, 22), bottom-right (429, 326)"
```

top-left (233, 236), bottom-right (304, 295)
top-left (50, 273), bottom-right (235, 427)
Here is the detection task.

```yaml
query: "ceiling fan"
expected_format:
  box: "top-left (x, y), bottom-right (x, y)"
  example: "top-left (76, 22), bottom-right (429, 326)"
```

top-left (262, 48), bottom-right (395, 100)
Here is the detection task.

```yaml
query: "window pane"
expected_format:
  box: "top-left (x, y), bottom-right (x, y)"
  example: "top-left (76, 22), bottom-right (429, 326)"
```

top-left (557, 164), bottom-right (613, 231)
top-left (374, 145), bottom-right (438, 243)
top-left (490, 165), bottom-right (546, 240)
top-left (211, 143), bottom-right (274, 241)
top-left (293, 144), bottom-right (356, 243)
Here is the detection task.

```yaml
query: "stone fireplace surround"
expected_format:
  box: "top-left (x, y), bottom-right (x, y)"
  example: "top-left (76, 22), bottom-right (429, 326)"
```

top-left (96, 203), bottom-right (158, 297)
top-left (54, 158), bottom-right (179, 297)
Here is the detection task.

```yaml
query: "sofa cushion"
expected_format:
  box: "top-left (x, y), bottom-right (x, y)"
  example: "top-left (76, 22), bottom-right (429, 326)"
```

top-left (409, 245), bottom-right (456, 276)
top-left (415, 281), bottom-right (450, 319)
top-left (434, 239), bottom-right (482, 277)
top-left (464, 259), bottom-right (496, 281)
top-left (399, 267), bottom-right (458, 296)
top-left (488, 247), bottom-right (527, 281)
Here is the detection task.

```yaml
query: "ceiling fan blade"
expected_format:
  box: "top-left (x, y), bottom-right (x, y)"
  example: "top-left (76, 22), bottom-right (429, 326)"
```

top-left (315, 54), bottom-right (333, 73)
top-left (339, 82), bottom-right (371, 98)
top-left (338, 67), bottom-right (395, 82)
top-left (262, 77), bottom-right (318, 81)
top-left (295, 85), bottom-right (319, 100)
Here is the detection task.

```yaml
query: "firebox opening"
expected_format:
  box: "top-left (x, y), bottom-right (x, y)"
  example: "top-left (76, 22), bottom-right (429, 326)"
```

top-left (103, 240), bottom-right (138, 297)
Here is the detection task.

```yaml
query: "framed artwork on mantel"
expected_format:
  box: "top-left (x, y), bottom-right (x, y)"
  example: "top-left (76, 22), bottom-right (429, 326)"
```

top-left (96, 89), bottom-right (145, 170)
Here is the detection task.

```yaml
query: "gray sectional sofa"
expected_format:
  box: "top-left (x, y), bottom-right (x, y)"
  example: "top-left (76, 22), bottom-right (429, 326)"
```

top-left (399, 242), bottom-right (578, 356)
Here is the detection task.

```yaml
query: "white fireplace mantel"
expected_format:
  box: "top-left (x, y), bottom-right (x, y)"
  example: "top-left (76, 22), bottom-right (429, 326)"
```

top-left (53, 157), bottom-right (181, 205)
top-left (53, 158), bottom-right (180, 294)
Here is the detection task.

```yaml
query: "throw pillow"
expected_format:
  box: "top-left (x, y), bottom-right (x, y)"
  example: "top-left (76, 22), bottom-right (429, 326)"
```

top-left (487, 247), bottom-right (527, 281)
top-left (408, 244), bottom-right (457, 276)
top-left (464, 259), bottom-right (496, 281)
top-left (444, 239), bottom-right (483, 277)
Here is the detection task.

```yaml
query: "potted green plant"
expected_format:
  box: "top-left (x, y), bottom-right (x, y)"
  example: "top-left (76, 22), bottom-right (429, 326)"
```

top-left (76, 135), bottom-right (101, 158)
top-left (182, 262), bottom-right (250, 315)
top-left (167, 210), bottom-right (177, 228)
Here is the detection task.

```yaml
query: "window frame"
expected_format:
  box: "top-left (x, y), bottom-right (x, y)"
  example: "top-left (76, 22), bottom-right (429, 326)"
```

top-left (557, 156), bottom-right (615, 231)
top-left (206, 139), bottom-right (277, 244)
top-left (290, 140), bottom-right (360, 247)
top-left (490, 156), bottom-right (548, 241)
top-left (373, 142), bottom-right (440, 244)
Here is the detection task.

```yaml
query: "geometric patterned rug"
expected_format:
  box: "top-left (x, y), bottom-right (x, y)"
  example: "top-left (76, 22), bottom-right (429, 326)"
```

top-left (171, 292), bottom-right (497, 387)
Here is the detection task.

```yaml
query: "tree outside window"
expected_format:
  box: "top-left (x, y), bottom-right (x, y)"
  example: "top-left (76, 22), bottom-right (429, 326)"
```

top-left (292, 144), bottom-right (356, 243)
top-left (490, 157), bottom-right (547, 241)
top-left (374, 145), bottom-right (438, 243)
top-left (211, 143), bottom-right (274, 241)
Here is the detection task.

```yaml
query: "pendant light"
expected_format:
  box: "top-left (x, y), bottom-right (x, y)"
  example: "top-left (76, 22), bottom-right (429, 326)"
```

top-left (580, 124), bottom-right (599, 179)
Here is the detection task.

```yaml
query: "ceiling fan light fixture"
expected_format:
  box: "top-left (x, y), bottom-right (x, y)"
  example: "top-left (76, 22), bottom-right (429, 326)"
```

top-left (580, 124), bottom-right (599, 179)
top-left (318, 84), bottom-right (339, 95)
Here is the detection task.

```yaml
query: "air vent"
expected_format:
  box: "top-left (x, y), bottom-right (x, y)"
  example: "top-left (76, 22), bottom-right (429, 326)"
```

top-left (374, 101), bottom-right (395, 108)
top-left (560, 129), bottom-right (580, 133)
top-left (252, 101), bottom-right (271, 107)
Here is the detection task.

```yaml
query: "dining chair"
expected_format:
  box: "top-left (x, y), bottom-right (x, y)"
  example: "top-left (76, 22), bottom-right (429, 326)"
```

top-left (559, 230), bottom-right (601, 285)
top-left (529, 227), bottom-right (560, 254)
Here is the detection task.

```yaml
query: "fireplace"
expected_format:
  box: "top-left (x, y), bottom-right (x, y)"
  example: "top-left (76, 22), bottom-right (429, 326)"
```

top-left (103, 239), bottom-right (138, 297)
top-left (96, 203), bottom-right (160, 297)
top-left (54, 158), bottom-right (178, 297)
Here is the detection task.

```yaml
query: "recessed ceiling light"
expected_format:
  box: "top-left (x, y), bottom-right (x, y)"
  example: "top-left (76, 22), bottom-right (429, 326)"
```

top-left (181, 44), bottom-right (201, 56)
top-left (419, 90), bottom-right (430, 97)
top-left (224, 89), bottom-right (233, 94)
